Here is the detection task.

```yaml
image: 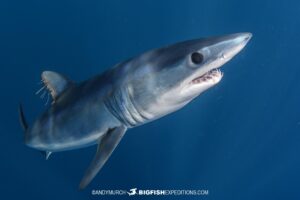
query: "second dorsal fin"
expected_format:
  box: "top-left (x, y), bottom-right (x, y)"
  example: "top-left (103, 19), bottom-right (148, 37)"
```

top-left (41, 71), bottom-right (73, 101)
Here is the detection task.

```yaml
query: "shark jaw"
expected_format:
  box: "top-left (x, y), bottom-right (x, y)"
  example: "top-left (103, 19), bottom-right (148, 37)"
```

top-left (191, 68), bottom-right (223, 85)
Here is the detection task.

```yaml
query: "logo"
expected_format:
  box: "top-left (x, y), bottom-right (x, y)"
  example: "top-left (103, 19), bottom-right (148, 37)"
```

top-left (127, 188), bottom-right (137, 196)
top-left (91, 188), bottom-right (209, 196)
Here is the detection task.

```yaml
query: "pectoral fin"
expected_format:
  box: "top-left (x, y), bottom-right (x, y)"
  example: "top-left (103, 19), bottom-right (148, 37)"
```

top-left (79, 125), bottom-right (127, 189)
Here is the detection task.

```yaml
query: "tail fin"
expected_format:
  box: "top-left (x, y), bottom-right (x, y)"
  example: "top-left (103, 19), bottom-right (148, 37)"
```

top-left (19, 103), bottom-right (28, 131)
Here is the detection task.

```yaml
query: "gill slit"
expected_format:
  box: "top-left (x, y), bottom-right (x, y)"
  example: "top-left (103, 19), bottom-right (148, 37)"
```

top-left (104, 86), bottom-right (148, 127)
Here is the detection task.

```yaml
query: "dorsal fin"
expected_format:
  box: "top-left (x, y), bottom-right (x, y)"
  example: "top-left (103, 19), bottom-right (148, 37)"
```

top-left (41, 71), bottom-right (73, 101)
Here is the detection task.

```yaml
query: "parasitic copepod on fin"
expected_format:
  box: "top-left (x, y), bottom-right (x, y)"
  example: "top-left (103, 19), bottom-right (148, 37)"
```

top-left (37, 71), bottom-right (74, 104)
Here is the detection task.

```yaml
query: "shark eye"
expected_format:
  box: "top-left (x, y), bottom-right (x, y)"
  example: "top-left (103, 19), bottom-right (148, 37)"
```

top-left (191, 52), bottom-right (204, 64)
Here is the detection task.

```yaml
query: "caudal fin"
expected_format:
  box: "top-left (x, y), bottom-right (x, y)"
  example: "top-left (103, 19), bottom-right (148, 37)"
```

top-left (18, 103), bottom-right (28, 131)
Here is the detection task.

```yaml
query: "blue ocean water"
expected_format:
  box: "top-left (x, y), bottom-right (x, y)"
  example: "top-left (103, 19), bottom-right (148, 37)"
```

top-left (1, 0), bottom-right (300, 199)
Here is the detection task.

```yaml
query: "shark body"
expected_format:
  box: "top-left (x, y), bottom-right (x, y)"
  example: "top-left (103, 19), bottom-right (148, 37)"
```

top-left (19, 33), bottom-right (252, 189)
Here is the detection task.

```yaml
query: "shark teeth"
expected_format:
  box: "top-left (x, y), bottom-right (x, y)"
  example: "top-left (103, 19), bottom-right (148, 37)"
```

top-left (191, 69), bottom-right (223, 84)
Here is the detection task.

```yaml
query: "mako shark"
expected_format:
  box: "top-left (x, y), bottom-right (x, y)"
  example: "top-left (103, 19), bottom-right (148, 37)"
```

top-left (19, 32), bottom-right (252, 189)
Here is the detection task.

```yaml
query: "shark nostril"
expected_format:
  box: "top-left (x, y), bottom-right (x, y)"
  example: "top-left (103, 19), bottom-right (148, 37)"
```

top-left (244, 33), bottom-right (252, 41)
top-left (221, 53), bottom-right (227, 59)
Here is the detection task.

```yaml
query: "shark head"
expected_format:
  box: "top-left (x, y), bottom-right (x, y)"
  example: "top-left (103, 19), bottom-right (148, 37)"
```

top-left (113, 33), bottom-right (252, 124)
top-left (165, 32), bottom-right (252, 102)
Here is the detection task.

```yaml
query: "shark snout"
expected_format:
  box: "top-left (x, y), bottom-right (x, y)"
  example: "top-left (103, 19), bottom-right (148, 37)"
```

top-left (216, 32), bottom-right (252, 62)
top-left (235, 32), bottom-right (252, 43)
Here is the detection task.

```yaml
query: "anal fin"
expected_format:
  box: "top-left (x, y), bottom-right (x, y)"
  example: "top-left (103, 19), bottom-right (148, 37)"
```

top-left (40, 151), bottom-right (52, 160)
top-left (45, 151), bottom-right (52, 160)
top-left (79, 125), bottom-right (127, 189)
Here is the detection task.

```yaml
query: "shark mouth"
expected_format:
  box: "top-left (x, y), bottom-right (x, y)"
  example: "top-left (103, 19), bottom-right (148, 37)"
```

top-left (191, 69), bottom-right (223, 84)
